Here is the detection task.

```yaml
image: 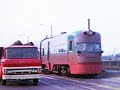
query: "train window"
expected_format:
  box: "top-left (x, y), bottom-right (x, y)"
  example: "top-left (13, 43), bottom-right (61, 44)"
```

top-left (69, 41), bottom-right (72, 51)
top-left (54, 47), bottom-right (55, 54)
top-left (76, 43), bottom-right (101, 52)
top-left (86, 44), bottom-right (94, 52)
top-left (59, 49), bottom-right (61, 52)
top-left (52, 47), bottom-right (53, 54)
top-left (56, 46), bottom-right (59, 54)
top-left (54, 46), bottom-right (58, 54)
top-left (45, 49), bottom-right (47, 55)
top-left (76, 43), bottom-right (86, 51)
top-left (59, 46), bottom-right (61, 53)
top-left (50, 47), bottom-right (52, 54)
top-left (58, 45), bottom-right (66, 53)
top-left (64, 45), bottom-right (67, 52)
top-left (53, 47), bottom-right (55, 54)
top-left (95, 44), bottom-right (101, 52)
top-left (61, 49), bottom-right (65, 52)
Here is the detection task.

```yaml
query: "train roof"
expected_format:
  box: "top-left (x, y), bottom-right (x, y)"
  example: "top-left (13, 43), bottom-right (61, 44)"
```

top-left (71, 30), bottom-right (100, 36)
top-left (41, 30), bottom-right (101, 42)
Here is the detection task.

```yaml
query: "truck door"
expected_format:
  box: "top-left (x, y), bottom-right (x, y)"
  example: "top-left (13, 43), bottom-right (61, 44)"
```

top-left (0, 47), bottom-right (3, 79)
top-left (0, 47), bottom-right (3, 59)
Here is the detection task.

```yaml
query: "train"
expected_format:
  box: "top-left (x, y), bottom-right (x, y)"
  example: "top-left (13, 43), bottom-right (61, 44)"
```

top-left (40, 19), bottom-right (103, 76)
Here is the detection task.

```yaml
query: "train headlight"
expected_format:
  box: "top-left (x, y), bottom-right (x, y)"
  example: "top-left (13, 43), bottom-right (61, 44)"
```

top-left (84, 31), bottom-right (87, 35)
top-left (84, 31), bottom-right (96, 35)
top-left (92, 32), bottom-right (95, 35)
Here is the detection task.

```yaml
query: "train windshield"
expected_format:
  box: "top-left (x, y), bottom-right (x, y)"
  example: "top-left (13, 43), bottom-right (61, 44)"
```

top-left (76, 43), bottom-right (101, 52)
top-left (6, 47), bottom-right (38, 59)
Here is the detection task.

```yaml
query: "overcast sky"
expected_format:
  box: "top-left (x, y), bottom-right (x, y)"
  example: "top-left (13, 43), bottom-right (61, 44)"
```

top-left (0, 0), bottom-right (120, 55)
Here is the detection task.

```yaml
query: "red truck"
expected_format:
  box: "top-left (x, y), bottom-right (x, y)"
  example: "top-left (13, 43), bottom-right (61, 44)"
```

top-left (0, 44), bottom-right (42, 85)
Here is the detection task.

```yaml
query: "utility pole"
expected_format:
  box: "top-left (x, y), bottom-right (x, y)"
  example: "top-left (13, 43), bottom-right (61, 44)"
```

top-left (40, 24), bottom-right (53, 38)
top-left (50, 25), bottom-right (53, 37)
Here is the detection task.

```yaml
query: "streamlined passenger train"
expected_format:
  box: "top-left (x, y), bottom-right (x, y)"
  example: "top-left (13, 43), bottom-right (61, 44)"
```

top-left (40, 19), bottom-right (103, 76)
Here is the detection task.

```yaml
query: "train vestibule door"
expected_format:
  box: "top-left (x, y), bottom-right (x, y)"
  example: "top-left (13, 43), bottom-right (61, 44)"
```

top-left (68, 35), bottom-right (75, 63)
top-left (47, 42), bottom-right (51, 71)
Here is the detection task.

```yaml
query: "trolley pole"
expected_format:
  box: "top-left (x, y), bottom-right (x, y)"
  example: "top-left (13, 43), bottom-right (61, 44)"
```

top-left (88, 19), bottom-right (90, 31)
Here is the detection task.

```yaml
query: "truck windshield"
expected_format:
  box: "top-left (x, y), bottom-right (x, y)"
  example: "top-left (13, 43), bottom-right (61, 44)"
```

top-left (76, 43), bottom-right (101, 52)
top-left (6, 47), bottom-right (38, 59)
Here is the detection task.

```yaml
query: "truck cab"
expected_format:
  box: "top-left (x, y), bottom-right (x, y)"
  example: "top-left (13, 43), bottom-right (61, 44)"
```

top-left (0, 45), bottom-right (42, 85)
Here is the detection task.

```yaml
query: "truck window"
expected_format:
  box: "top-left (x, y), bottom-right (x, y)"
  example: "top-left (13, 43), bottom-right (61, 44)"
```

top-left (6, 47), bottom-right (38, 59)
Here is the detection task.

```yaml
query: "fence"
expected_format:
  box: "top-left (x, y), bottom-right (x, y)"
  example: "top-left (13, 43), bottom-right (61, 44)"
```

top-left (102, 60), bottom-right (120, 70)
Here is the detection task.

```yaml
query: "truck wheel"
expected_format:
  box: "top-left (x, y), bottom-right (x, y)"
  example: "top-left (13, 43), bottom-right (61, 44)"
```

top-left (42, 65), bottom-right (46, 74)
top-left (33, 79), bottom-right (38, 85)
top-left (1, 80), bottom-right (6, 85)
top-left (43, 66), bottom-right (49, 74)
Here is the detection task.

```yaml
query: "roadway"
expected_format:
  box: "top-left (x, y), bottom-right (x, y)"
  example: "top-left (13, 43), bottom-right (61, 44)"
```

top-left (0, 71), bottom-right (120, 90)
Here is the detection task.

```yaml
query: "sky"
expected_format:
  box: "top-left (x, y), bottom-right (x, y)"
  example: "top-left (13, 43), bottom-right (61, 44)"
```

top-left (0, 0), bottom-right (120, 56)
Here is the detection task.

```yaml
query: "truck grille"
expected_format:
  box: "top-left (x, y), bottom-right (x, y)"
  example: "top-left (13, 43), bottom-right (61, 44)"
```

top-left (4, 68), bottom-right (40, 75)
